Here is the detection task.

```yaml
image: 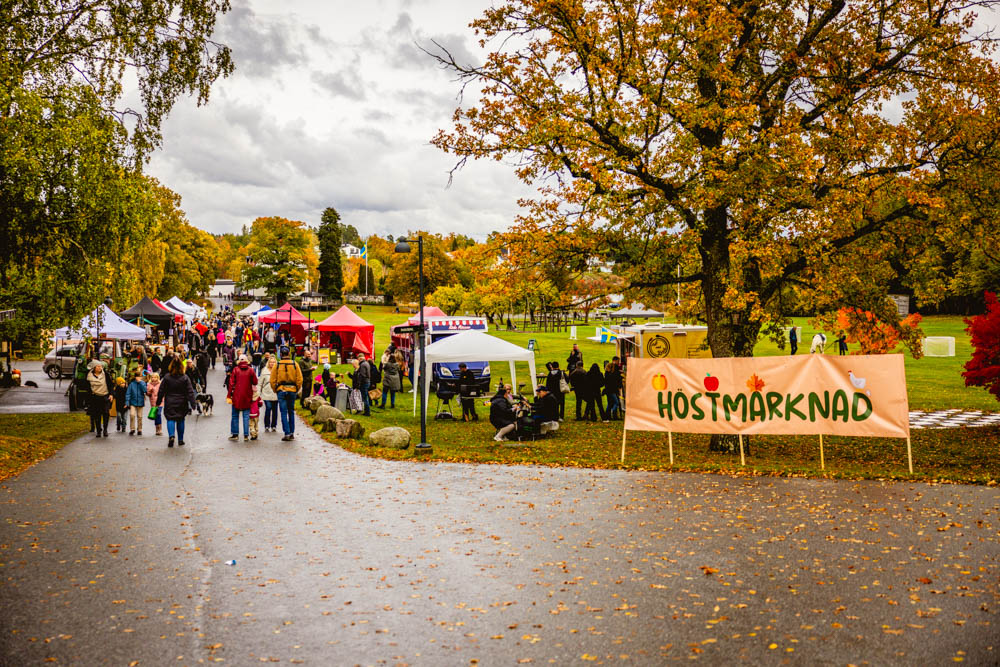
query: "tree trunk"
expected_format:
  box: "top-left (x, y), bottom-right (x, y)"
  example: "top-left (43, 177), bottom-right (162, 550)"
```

top-left (699, 209), bottom-right (762, 453)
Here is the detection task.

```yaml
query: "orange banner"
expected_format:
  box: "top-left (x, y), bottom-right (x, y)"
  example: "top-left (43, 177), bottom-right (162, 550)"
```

top-left (624, 355), bottom-right (910, 438)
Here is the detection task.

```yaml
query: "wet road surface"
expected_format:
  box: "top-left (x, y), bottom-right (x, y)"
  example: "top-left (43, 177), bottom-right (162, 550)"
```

top-left (1, 366), bottom-right (997, 665)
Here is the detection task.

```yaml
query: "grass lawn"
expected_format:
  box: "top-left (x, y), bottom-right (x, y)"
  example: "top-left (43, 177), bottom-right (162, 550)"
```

top-left (0, 413), bottom-right (90, 482)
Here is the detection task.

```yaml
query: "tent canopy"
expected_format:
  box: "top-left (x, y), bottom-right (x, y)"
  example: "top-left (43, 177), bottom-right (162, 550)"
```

top-left (414, 330), bottom-right (537, 412)
top-left (54, 304), bottom-right (146, 341)
top-left (165, 296), bottom-right (197, 314)
top-left (316, 306), bottom-right (375, 356)
top-left (258, 302), bottom-right (314, 325)
top-left (610, 303), bottom-right (664, 319)
top-left (119, 296), bottom-right (175, 329)
top-left (237, 300), bottom-right (263, 316)
top-left (406, 306), bottom-right (447, 326)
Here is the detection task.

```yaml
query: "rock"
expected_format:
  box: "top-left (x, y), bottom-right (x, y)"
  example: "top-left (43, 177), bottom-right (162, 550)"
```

top-left (314, 404), bottom-right (344, 425)
top-left (368, 426), bottom-right (411, 449)
top-left (322, 418), bottom-right (339, 433)
top-left (304, 396), bottom-right (319, 412)
top-left (334, 419), bottom-right (364, 439)
top-left (307, 397), bottom-right (329, 414)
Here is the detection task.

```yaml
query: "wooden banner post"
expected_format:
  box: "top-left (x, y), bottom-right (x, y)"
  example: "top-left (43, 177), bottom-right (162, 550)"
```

top-left (668, 431), bottom-right (674, 465)
top-left (738, 433), bottom-right (745, 466)
top-left (906, 435), bottom-right (913, 474)
top-left (620, 428), bottom-right (627, 464)
top-left (819, 433), bottom-right (825, 470)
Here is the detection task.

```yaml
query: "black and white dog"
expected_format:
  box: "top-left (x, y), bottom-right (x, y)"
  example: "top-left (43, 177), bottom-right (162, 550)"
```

top-left (196, 393), bottom-right (215, 416)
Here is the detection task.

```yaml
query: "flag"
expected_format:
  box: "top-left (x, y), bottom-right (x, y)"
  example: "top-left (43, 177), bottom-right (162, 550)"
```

top-left (360, 243), bottom-right (367, 260)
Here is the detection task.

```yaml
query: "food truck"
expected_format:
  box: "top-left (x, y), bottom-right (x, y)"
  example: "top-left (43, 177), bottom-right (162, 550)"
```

top-left (615, 323), bottom-right (712, 366)
top-left (390, 316), bottom-right (491, 391)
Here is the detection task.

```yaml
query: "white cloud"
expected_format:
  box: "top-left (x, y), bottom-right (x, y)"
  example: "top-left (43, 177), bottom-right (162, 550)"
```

top-left (146, 0), bottom-right (532, 239)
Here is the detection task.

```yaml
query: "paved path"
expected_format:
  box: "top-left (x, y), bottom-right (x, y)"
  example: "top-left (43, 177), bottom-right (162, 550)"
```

top-left (1, 366), bottom-right (998, 665)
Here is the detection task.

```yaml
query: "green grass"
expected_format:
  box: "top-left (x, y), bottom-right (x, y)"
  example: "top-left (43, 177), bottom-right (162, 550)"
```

top-left (310, 307), bottom-right (995, 412)
top-left (0, 413), bottom-right (90, 482)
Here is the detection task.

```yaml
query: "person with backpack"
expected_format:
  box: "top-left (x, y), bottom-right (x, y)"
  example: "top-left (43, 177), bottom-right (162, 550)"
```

top-left (270, 346), bottom-right (303, 441)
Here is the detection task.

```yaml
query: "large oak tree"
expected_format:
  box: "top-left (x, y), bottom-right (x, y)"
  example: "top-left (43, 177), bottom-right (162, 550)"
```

top-left (433, 0), bottom-right (1000, 358)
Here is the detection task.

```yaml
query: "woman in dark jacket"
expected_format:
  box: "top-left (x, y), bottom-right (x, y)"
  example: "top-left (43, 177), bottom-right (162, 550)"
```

top-left (603, 360), bottom-right (623, 420)
top-left (156, 357), bottom-right (196, 448)
top-left (584, 363), bottom-right (606, 422)
top-left (489, 386), bottom-right (517, 441)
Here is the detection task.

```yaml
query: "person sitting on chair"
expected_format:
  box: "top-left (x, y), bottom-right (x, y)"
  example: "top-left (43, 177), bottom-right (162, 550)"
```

top-left (458, 363), bottom-right (479, 421)
top-left (489, 385), bottom-right (517, 441)
top-left (533, 385), bottom-right (559, 435)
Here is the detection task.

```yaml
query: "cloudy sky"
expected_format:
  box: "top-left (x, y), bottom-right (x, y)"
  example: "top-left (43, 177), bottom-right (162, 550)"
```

top-left (147, 0), bottom-right (531, 239)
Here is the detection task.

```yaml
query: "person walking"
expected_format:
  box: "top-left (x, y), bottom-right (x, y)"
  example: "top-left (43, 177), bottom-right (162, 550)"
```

top-left (113, 376), bottom-right (128, 433)
top-left (297, 353), bottom-right (314, 408)
top-left (352, 353), bottom-right (372, 416)
top-left (567, 344), bottom-right (583, 371)
top-left (380, 353), bottom-right (402, 409)
top-left (125, 370), bottom-right (147, 436)
top-left (789, 326), bottom-right (798, 355)
top-left (259, 357), bottom-right (279, 433)
top-left (156, 357), bottom-right (196, 448)
top-left (604, 358), bottom-right (623, 420)
top-left (195, 351), bottom-right (210, 393)
top-left (457, 363), bottom-right (478, 420)
top-left (86, 360), bottom-right (114, 437)
top-left (146, 372), bottom-right (163, 436)
top-left (270, 346), bottom-right (303, 441)
top-left (227, 354), bottom-right (257, 442)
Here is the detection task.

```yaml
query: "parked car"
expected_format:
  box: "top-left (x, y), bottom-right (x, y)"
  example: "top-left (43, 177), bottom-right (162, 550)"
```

top-left (44, 345), bottom-right (82, 379)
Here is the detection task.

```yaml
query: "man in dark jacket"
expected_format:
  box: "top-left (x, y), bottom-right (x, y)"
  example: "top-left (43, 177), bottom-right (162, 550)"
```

top-left (603, 358), bottom-right (623, 420)
top-left (489, 386), bottom-right (517, 441)
top-left (566, 344), bottom-right (583, 371)
top-left (533, 385), bottom-right (559, 435)
top-left (355, 354), bottom-right (371, 416)
top-left (544, 361), bottom-right (566, 421)
top-left (568, 362), bottom-right (587, 420)
top-left (195, 351), bottom-right (210, 393)
top-left (457, 363), bottom-right (478, 421)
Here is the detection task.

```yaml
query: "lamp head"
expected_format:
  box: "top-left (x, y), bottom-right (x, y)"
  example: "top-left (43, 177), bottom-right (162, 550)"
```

top-left (394, 239), bottom-right (411, 254)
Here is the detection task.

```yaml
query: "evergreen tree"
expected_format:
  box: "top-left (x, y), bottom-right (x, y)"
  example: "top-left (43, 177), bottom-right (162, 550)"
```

top-left (317, 207), bottom-right (344, 300)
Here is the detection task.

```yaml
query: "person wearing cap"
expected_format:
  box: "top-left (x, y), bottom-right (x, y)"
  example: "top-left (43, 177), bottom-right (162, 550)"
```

top-left (227, 354), bottom-right (258, 441)
top-left (533, 384), bottom-right (559, 435)
top-left (270, 345), bottom-right (303, 441)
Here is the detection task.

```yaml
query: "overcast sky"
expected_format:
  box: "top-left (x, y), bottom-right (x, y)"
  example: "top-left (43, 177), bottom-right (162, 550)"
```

top-left (147, 0), bottom-right (530, 240)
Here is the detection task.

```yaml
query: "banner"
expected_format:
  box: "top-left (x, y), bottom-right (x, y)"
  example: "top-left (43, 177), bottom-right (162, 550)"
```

top-left (624, 355), bottom-right (910, 438)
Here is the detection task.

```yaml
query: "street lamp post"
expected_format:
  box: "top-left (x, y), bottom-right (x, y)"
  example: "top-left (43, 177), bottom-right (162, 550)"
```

top-left (394, 236), bottom-right (430, 453)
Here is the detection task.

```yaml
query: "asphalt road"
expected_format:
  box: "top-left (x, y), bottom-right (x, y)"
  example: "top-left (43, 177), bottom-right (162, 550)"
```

top-left (0, 361), bottom-right (71, 414)
top-left (1, 366), bottom-right (997, 665)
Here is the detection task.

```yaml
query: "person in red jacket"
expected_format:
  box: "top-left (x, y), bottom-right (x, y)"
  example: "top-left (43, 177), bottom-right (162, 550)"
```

top-left (227, 354), bottom-right (258, 441)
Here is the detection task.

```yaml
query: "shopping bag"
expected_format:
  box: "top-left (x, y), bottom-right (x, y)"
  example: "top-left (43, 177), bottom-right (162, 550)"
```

top-left (559, 377), bottom-right (571, 394)
top-left (368, 388), bottom-right (382, 402)
top-left (349, 389), bottom-right (364, 413)
top-left (147, 406), bottom-right (159, 420)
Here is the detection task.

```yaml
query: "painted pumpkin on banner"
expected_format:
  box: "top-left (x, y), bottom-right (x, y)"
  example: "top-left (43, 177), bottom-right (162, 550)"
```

top-left (650, 374), bottom-right (668, 391)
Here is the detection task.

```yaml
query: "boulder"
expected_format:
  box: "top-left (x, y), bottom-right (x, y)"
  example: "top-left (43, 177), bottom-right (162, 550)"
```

top-left (314, 403), bottom-right (344, 425)
top-left (334, 419), bottom-right (364, 439)
top-left (308, 397), bottom-right (330, 414)
top-left (368, 427), bottom-right (411, 449)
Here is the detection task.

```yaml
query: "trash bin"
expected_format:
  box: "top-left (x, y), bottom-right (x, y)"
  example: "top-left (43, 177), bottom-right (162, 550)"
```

top-left (335, 385), bottom-right (349, 413)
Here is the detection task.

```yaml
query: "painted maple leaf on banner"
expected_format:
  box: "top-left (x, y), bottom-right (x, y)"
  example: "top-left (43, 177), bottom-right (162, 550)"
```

top-left (746, 374), bottom-right (765, 393)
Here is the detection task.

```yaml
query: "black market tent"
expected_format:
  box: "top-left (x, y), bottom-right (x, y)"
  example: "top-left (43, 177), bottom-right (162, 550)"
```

top-left (120, 297), bottom-right (175, 330)
top-left (126, 316), bottom-right (159, 326)
top-left (609, 303), bottom-right (664, 319)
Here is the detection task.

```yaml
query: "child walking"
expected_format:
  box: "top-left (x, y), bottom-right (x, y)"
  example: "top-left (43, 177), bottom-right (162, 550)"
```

top-left (125, 370), bottom-right (147, 436)
top-left (113, 376), bottom-right (128, 433)
top-left (146, 372), bottom-right (163, 436)
top-left (249, 386), bottom-right (262, 441)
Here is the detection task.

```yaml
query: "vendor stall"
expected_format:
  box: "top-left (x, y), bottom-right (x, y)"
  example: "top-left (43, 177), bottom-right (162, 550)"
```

top-left (315, 306), bottom-right (375, 362)
top-left (119, 296), bottom-right (175, 332)
top-left (258, 302), bottom-right (316, 349)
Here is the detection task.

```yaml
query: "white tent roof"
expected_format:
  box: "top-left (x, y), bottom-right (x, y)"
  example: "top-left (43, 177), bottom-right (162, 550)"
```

top-left (166, 296), bottom-right (197, 314)
top-left (413, 330), bottom-right (537, 413)
top-left (237, 300), bottom-right (263, 316)
top-left (53, 304), bottom-right (146, 340)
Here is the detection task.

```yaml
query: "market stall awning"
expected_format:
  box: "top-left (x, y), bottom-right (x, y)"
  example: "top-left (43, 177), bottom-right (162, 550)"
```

top-left (315, 306), bottom-right (375, 356)
top-left (609, 303), bottom-right (664, 319)
top-left (258, 302), bottom-right (315, 327)
top-left (54, 304), bottom-right (146, 340)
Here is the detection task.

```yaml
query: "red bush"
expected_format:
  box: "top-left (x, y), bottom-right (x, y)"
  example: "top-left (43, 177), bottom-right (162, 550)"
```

top-left (962, 292), bottom-right (1000, 402)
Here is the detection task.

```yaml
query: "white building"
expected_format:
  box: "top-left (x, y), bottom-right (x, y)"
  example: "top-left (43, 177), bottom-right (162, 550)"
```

top-left (341, 243), bottom-right (362, 259)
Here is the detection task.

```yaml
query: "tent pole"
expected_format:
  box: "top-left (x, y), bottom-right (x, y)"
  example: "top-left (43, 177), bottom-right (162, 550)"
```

top-left (738, 433), bottom-right (745, 466)
top-left (668, 431), bottom-right (673, 465)
top-left (620, 427), bottom-right (627, 464)
top-left (819, 433), bottom-right (825, 470)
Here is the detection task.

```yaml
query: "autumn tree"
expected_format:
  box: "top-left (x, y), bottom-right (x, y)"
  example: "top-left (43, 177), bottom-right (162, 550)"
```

top-left (317, 207), bottom-right (344, 300)
top-left (433, 0), bottom-right (1000, 362)
top-left (429, 284), bottom-right (468, 315)
top-left (238, 217), bottom-right (318, 304)
top-left (384, 234), bottom-right (459, 302)
top-left (963, 292), bottom-right (1000, 402)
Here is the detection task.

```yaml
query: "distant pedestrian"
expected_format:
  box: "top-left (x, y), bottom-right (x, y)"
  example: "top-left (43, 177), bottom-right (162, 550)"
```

top-left (259, 357), bottom-right (279, 433)
top-left (86, 361), bottom-right (113, 438)
top-left (789, 327), bottom-right (798, 355)
top-left (125, 370), bottom-right (147, 436)
top-left (113, 376), bottom-right (128, 433)
top-left (838, 334), bottom-right (848, 356)
top-left (146, 372), bottom-right (163, 436)
top-left (567, 344), bottom-right (583, 370)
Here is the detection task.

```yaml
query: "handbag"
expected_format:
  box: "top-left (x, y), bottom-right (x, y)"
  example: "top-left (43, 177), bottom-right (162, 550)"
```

top-left (349, 389), bottom-right (364, 413)
top-left (147, 406), bottom-right (159, 420)
top-left (368, 388), bottom-right (382, 401)
top-left (559, 376), bottom-right (571, 394)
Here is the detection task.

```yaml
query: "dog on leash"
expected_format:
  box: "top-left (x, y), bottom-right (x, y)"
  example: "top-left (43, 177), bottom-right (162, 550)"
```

top-left (196, 393), bottom-right (214, 416)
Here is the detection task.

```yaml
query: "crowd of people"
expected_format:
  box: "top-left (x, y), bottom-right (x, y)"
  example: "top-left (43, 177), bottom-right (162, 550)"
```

top-left (80, 303), bottom-right (629, 448)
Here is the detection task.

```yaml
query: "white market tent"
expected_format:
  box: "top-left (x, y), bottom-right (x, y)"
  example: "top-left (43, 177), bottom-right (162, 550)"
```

top-left (237, 300), bottom-right (263, 316)
top-left (53, 304), bottom-right (146, 341)
top-left (413, 330), bottom-right (537, 415)
top-left (609, 303), bottom-right (664, 319)
top-left (166, 296), bottom-right (197, 315)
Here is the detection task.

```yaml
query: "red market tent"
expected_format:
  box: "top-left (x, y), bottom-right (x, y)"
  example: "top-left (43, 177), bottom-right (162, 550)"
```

top-left (405, 306), bottom-right (447, 326)
top-left (316, 306), bottom-right (375, 357)
top-left (258, 303), bottom-right (316, 344)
